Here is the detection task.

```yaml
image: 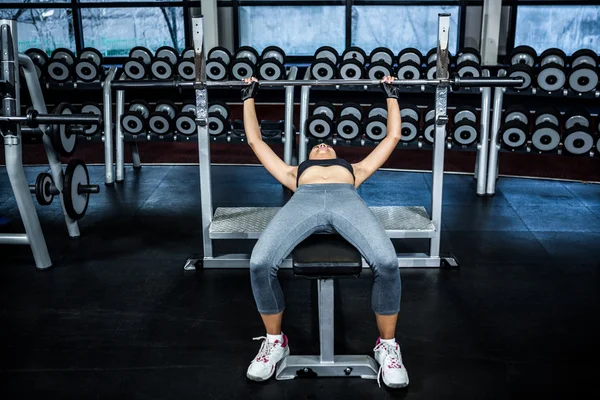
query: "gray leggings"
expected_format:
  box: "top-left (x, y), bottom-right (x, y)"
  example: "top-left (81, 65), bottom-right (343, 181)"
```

top-left (250, 183), bottom-right (401, 315)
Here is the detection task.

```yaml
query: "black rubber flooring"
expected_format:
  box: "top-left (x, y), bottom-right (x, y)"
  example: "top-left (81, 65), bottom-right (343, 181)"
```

top-left (1, 165), bottom-right (600, 399)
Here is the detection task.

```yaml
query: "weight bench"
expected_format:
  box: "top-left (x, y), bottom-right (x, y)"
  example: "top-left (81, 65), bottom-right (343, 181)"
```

top-left (275, 234), bottom-right (378, 380)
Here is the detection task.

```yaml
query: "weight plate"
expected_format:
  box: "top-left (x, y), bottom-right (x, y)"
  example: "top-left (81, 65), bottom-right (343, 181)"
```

top-left (64, 159), bottom-right (90, 221)
top-left (568, 64), bottom-right (598, 93)
top-left (540, 48), bottom-right (567, 67)
top-left (310, 58), bottom-right (336, 80)
top-left (453, 106), bottom-right (477, 123)
top-left (532, 123), bottom-right (561, 152)
top-left (26, 48), bottom-right (48, 67)
top-left (423, 121), bottom-right (436, 144)
top-left (313, 102), bottom-right (336, 120)
top-left (235, 46), bottom-right (259, 64)
top-left (457, 60), bottom-right (481, 78)
top-left (400, 105), bottom-right (419, 122)
top-left (398, 48), bottom-right (423, 65)
top-left (340, 102), bottom-right (363, 121)
top-left (537, 64), bottom-right (566, 92)
top-left (453, 121), bottom-right (478, 146)
top-left (426, 62), bottom-right (437, 80)
top-left (155, 46), bottom-right (178, 65)
top-left (208, 112), bottom-right (228, 136)
top-left (534, 110), bottom-right (560, 127)
top-left (597, 137), bottom-right (600, 154)
top-left (177, 58), bottom-right (196, 80)
top-left (369, 47), bottom-right (394, 66)
top-left (181, 47), bottom-right (194, 59)
top-left (400, 117), bottom-right (418, 142)
top-left (368, 103), bottom-right (387, 119)
top-left (181, 101), bottom-right (196, 115)
top-left (365, 116), bottom-right (387, 141)
top-left (206, 58), bottom-right (228, 81)
top-left (510, 45), bottom-right (537, 67)
top-left (339, 59), bottom-right (365, 79)
top-left (230, 59), bottom-right (255, 80)
top-left (396, 61), bottom-right (421, 80)
top-left (208, 47), bottom-right (232, 65)
top-left (129, 47), bottom-right (152, 64)
top-left (148, 113), bottom-right (172, 135)
top-left (129, 100), bottom-right (150, 119)
top-left (51, 103), bottom-right (77, 157)
top-left (51, 48), bottom-right (75, 65)
top-left (504, 106), bottom-right (529, 124)
top-left (456, 47), bottom-right (481, 65)
top-left (336, 115), bottom-right (362, 140)
top-left (342, 47), bottom-right (367, 65)
top-left (124, 59), bottom-right (147, 80)
top-left (35, 173), bottom-right (54, 206)
top-left (507, 64), bottom-right (533, 90)
top-left (307, 115), bottom-right (334, 139)
top-left (425, 109), bottom-right (435, 122)
top-left (367, 61), bottom-right (393, 80)
top-left (564, 129), bottom-right (594, 155)
top-left (231, 120), bottom-right (246, 137)
top-left (81, 103), bottom-right (102, 136)
top-left (314, 46), bottom-right (339, 65)
top-left (258, 58), bottom-right (285, 81)
top-left (155, 101), bottom-right (177, 119)
top-left (426, 48), bottom-right (438, 65)
top-left (47, 60), bottom-right (71, 82)
top-left (207, 102), bottom-right (229, 120)
top-left (74, 60), bottom-right (100, 82)
top-left (501, 121), bottom-right (528, 149)
top-left (261, 46), bottom-right (286, 64)
top-left (175, 112), bottom-right (197, 136)
top-left (260, 120), bottom-right (282, 138)
top-left (571, 49), bottom-right (597, 67)
top-left (151, 58), bottom-right (175, 80)
top-left (80, 47), bottom-right (102, 66)
top-left (565, 114), bottom-right (590, 130)
top-left (121, 113), bottom-right (145, 134)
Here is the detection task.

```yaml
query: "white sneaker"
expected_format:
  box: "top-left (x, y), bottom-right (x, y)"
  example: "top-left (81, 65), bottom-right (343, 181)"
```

top-left (373, 338), bottom-right (409, 388)
top-left (246, 334), bottom-right (290, 381)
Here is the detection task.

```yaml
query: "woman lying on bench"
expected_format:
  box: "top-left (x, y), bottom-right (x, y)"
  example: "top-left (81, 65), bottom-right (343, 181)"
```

top-left (242, 76), bottom-right (408, 389)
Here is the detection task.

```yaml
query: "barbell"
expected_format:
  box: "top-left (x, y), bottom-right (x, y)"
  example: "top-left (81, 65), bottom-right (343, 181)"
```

top-left (0, 109), bottom-right (102, 126)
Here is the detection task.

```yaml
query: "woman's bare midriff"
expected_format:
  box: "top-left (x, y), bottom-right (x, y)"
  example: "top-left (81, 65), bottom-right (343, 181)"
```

top-left (293, 165), bottom-right (355, 188)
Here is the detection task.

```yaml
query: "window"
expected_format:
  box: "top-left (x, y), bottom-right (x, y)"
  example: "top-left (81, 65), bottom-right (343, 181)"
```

top-left (351, 5), bottom-right (460, 54)
top-left (515, 5), bottom-right (600, 54)
top-left (239, 6), bottom-right (346, 56)
top-left (81, 7), bottom-right (185, 57)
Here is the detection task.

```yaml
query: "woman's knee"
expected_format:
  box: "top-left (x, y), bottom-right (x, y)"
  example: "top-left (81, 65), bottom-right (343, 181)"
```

top-left (249, 249), bottom-right (277, 276)
top-left (372, 251), bottom-right (399, 277)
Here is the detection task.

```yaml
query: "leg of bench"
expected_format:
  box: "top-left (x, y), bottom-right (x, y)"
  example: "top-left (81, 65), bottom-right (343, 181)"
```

top-left (318, 278), bottom-right (334, 363)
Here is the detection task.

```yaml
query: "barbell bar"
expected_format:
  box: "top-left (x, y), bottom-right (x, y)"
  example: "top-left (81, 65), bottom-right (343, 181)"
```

top-left (0, 110), bottom-right (102, 126)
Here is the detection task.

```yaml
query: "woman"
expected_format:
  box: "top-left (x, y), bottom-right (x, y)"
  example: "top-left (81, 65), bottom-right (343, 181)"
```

top-left (242, 76), bottom-right (408, 389)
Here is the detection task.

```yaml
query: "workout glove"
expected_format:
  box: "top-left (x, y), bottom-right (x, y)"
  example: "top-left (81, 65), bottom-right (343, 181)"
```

top-left (381, 82), bottom-right (401, 99)
top-left (241, 81), bottom-right (259, 102)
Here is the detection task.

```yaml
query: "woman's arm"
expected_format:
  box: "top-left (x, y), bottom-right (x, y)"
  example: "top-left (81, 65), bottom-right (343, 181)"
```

top-left (242, 79), bottom-right (296, 191)
top-left (352, 77), bottom-right (402, 187)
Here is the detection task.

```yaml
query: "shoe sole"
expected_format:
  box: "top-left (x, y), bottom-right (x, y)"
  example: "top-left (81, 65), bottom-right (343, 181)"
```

top-left (246, 347), bottom-right (290, 382)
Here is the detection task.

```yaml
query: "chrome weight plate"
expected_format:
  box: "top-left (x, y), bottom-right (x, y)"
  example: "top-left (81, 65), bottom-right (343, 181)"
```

top-left (537, 64), bottom-right (566, 92)
top-left (336, 115), bottom-right (362, 140)
top-left (208, 112), bottom-right (228, 136)
top-left (568, 64), bottom-right (598, 93)
top-left (398, 48), bottom-right (422, 65)
top-left (368, 103), bottom-right (387, 119)
top-left (310, 58), bottom-right (336, 80)
top-left (208, 47), bottom-right (232, 65)
top-left (369, 47), bottom-right (394, 66)
top-left (208, 101), bottom-right (230, 119)
top-left (367, 61), bottom-right (393, 80)
top-left (396, 61), bottom-right (421, 80)
top-left (177, 58), bottom-right (196, 80)
top-left (175, 112), bottom-right (197, 136)
top-left (340, 102), bottom-right (363, 121)
top-left (501, 121), bottom-right (528, 149)
top-left (400, 117), bottom-right (418, 142)
top-left (206, 58), bottom-right (228, 81)
top-left (453, 121), bottom-right (478, 146)
top-left (80, 103), bottom-right (102, 136)
top-left (365, 116), bottom-right (387, 141)
top-left (307, 115), bottom-right (334, 139)
top-left (339, 59), bottom-right (365, 80)
top-left (63, 159), bottom-right (91, 220)
top-left (312, 102), bottom-right (336, 120)
top-left (342, 47), bottom-right (367, 65)
top-left (531, 122), bottom-right (561, 152)
top-left (314, 46), bottom-right (339, 65)
top-left (129, 47), bottom-right (152, 64)
top-left (563, 128), bottom-right (594, 155)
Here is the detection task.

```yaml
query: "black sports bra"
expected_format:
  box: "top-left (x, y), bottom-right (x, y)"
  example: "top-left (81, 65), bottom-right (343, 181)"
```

top-left (296, 158), bottom-right (355, 187)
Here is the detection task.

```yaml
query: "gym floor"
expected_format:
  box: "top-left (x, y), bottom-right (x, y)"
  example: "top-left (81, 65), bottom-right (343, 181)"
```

top-left (1, 165), bottom-right (599, 399)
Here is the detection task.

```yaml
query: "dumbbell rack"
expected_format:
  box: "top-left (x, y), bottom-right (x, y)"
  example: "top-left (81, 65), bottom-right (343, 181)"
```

top-left (485, 69), bottom-right (600, 196)
top-left (185, 14), bottom-right (459, 270)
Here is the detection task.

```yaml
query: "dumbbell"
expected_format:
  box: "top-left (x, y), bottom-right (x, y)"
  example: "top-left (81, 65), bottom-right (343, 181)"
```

top-left (206, 47), bottom-right (231, 81)
top-left (230, 47), bottom-right (259, 81)
top-left (337, 103), bottom-right (363, 141)
top-left (74, 47), bottom-right (103, 82)
top-left (260, 120), bottom-right (284, 138)
top-left (208, 101), bottom-right (230, 137)
top-left (510, 45), bottom-right (537, 67)
top-left (124, 47), bottom-right (152, 80)
top-left (500, 106), bottom-right (530, 150)
top-left (177, 47), bottom-right (196, 81)
top-left (175, 100), bottom-right (197, 136)
top-left (121, 99), bottom-right (151, 135)
top-left (537, 48), bottom-right (567, 92)
top-left (49, 103), bottom-right (79, 156)
top-left (80, 102), bottom-right (102, 137)
top-left (339, 47), bottom-right (367, 80)
top-left (563, 109), bottom-right (594, 155)
top-left (47, 48), bottom-right (75, 82)
top-left (451, 106), bottom-right (478, 146)
top-left (24, 48), bottom-right (48, 80)
top-left (365, 104), bottom-right (388, 142)
top-left (148, 100), bottom-right (177, 136)
top-left (400, 105), bottom-right (420, 143)
top-left (396, 48), bottom-right (422, 81)
top-left (423, 109), bottom-right (436, 144)
top-left (455, 47), bottom-right (481, 78)
top-left (507, 64), bottom-right (534, 90)
top-left (425, 48), bottom-right (453, 79)
top-left (151, 46), bottom-right (179, 80)
top-left (531, 108), bottom-right (561, 152)
top-left (310, 46), bottom-right (339, 80)
top-left (367, 47), bottom-right (394, 80)
top-left (258, 46), bottom-right (286, 81)
top-left (568, 49), bottom-right (598, 93)
top-left (307, 102), bottom-right (336, 140)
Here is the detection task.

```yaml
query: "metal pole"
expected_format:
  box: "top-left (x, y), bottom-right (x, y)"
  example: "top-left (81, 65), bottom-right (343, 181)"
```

top-left (298, 68), bottom-right (312, 163)
top-left (131, 142), bottom-right (141, 168)
top-left (0, 233), bottom-right (29, 245)
top-left (2, 20), bottom-right (52, 269)
top-left (318, 279), bottom-right (335, 363)
top-left (486, 70), bottom-right (506, 195)
top-left (476, 69), bottom-right (492, 195)
top-left (283, 66), bottom-right (297, 165)
top-left (103, 66), bottom-right (117, 185)
top-left (429, 14), bottom-right (451, 260)
top-left (115, 75), bottom-right (125, 182)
